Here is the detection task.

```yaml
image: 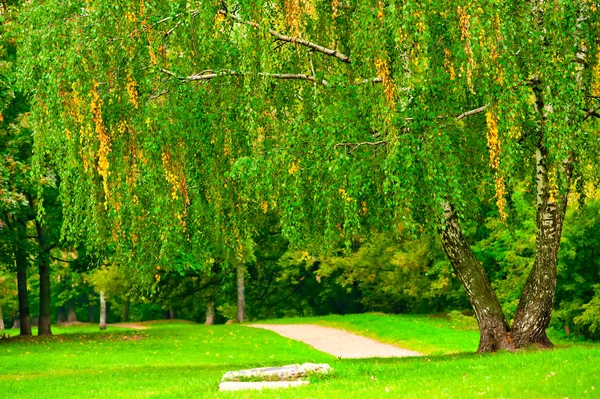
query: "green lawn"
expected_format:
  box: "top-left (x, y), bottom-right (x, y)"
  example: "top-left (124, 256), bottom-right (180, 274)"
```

top-left (1, 314), bottom-right (599, 398)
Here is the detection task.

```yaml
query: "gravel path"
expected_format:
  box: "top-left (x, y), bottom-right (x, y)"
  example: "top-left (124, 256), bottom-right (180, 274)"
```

top-left (249, 324), bottom-right (422, 359)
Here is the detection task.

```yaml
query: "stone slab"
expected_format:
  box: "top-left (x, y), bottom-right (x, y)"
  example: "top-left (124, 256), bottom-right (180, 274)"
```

top-left (222, 363), bottom-right (331, 382)
top-left (219, 381), bottom-right (310, 391)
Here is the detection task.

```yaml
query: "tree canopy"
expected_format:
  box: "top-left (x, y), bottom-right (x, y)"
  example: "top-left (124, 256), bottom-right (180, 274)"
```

top-left (12, 0), bottom-right (600, 349)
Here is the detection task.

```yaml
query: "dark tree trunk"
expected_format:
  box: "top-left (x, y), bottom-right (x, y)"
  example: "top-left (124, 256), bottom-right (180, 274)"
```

top-left (205, 300), bottom-right (215, 325)
top-left (35, 219), bottom-right (52, 335)
top-left (88, 305), bottom-right (95, 322)
top-left (122, 298), bottom-right (130, 322)
top-left (15, 245), bottom-right (32, 336)
top-left (67, 300), bottom-right (77, 322)
top-left (440, 203), bottom-right (513, 352)
top-left (511, 142), bottom-right (571, 348)
top-left (236, 262), bottom-right (245, 323)
top-left (99, 291), bottom-right (107, 330)
top-left (57, 306), bottom-right (67, 324)
top-left (37, 254), bottom-right (52, 335)
top-left (169, 306), bottom-right (176, 319)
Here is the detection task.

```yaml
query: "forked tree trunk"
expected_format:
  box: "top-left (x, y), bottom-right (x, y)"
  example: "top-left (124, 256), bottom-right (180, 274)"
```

top-left (38, 254), bottom-right (52, 335)
top-left (511, 143), bottom-right (571, 348)
top-left (67, 301), bottom-right (78, 323)
top-left (205, 300), bottom-right (215, 325)
top-left (99, 291), bottom-right (107, 330)
top-left (15, 245), bottom-right (32, 336)
top-left (236, 263), bottom-right (245, 323)
top-left (440, 203), bottom-right (513, 352)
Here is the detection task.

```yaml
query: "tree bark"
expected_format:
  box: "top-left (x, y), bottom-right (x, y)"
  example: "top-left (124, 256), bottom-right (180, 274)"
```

top-left (511, 144), bottom-right (570, 348)
top-left (169, 306), bottom-right (176, 319)
top-left (440, 203), bottom-right (513, 352)
top-left (57, 306), bottom-right (67, 323)
top-left (205, 300), bottom-right (215, 325)
top-left (37, 253), bottom-right (52, 335)
top-left (67, 300), bottom-right (77, 322)
top-left (122, 298), bottom-right (130, 322)
top-left (236, 262), bottom-right (245, 323)
top-left (88, 305), bottom-right (95, 322)
top-left (99, 291), bottom-right (107, 330)
top-left (0, 303), bottom-right (4, 330)
top-left (35, 220), bottom-right (52, 335)
top-left (15, 245), bottom-right (32, 336)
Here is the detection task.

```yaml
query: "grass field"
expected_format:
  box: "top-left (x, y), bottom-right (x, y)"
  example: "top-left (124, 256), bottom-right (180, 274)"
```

top-left (1, 314), bottom-right (599, 398)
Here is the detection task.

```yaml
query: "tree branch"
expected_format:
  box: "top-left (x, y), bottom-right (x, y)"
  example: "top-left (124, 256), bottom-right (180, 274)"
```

top-left (334, 105), bottom-right (488, 150)
top-left (334, 140), bottom-right (390, 150)
top-left (455, 105), bottom-right (489, 120)
top-left (217, 10), bottom-right (351, 64)
top-left (159, 68), bottom-right (328, 86)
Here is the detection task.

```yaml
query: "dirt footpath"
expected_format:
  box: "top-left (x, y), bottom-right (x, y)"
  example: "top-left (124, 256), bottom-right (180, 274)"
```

top-left (249, 324), bottom-right (422, 359)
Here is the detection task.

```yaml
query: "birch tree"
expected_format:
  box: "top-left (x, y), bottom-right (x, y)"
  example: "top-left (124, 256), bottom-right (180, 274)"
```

top-left (16, 0), bottom-right (600, 351)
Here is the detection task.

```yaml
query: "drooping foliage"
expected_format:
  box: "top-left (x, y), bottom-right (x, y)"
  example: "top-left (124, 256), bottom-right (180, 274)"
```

top-left (12, 0), bottom-right (600, 346)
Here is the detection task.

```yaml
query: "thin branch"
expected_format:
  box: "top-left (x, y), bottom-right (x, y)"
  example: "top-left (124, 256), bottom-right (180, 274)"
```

top-left (455, 105), bottom-right (489, 120)
top-left (162, 19), bottom-right (182, 40)
top-left (334, 140), bottom-right (390, 149)
top-left (404, 104), bottom-right (489, 122)
top-left (149, 90), bottom-right (169, 100)
top-left (159, 68), bottom-right (328, 86)
top-left (50, 255), bottom-right (75, 264)
top-left (217, 9), bottom-right (351, 64)
top-left (583, 104), bottom-right (600, 121)
top-left (333, 105), bottom-right (488, 150)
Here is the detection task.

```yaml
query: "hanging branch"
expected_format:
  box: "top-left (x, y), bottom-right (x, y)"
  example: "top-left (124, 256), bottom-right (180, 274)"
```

top-left (159, 68), bottom-right (329, 86)
top-left (334, 105), bottom-right (489, 150)
top-left (334, 139), bottom-right (391, 150)
top-left (217, 9), bottom-right (351, 64)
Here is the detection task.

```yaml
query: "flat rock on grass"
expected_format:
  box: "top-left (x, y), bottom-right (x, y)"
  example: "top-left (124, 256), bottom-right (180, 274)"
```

top-left (222, 363), bottom-right (331, 382)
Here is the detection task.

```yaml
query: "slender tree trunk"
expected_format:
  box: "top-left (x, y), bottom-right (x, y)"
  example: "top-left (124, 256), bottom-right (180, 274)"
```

top-left (12, 317), bottom-right (20, 330)
top-left (99, 291), bottom-right (106, 330)
top-left (205, 300), bottom-right (215, 325)
top-left (122, 298), bottom-right (130, 322)
top-left (57, 306), bottom-right (67, 324)
top-left (169, 306), bottom-right (176, 319)
top-left (37, 254), bottom-right (52, 335)
top-left (67, 300), bottom-right (77, 322)
top-left (35, 220), bottom-right (52, 335)
top-left (0, 303), bottom-right (4, 330)
top-left (236, 263), bottom-right (245, 323)
top-left (511, 144), bottom-right (571, 348)
top-left (88, 305), bottom-right (95, 322)
top-left (440, 203), bottom-right (513, 352)
top-left (15, 246), bottom-right (32, 336)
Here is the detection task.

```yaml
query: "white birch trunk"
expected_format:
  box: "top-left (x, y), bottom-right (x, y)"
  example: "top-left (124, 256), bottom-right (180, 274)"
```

top-left (236, 263), bottom-right (245, 323)
top-left (99, 291), bottom-right (107, 330)
top-left (205, 300), bottom-right (215, 325)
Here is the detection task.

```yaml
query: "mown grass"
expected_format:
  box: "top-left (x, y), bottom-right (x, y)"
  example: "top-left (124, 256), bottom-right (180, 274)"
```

top-left (1, 314), bottom-right (599, 398)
